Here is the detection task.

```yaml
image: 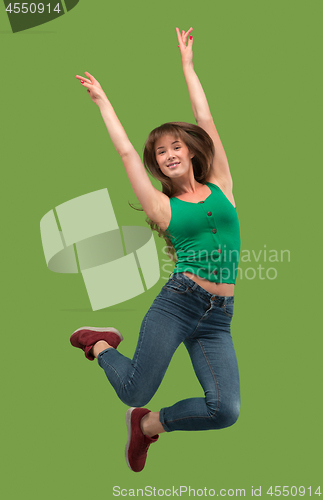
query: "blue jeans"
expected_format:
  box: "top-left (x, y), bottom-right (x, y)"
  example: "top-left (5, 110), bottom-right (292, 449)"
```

top-left (97, 272), bottom-right (240, 432)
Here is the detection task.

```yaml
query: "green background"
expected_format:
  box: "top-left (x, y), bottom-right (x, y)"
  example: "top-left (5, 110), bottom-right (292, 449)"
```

top-left (1, 0), bottom-right (322, 498)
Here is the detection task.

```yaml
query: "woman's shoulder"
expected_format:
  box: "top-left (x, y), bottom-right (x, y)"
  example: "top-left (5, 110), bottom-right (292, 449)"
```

top-left (206, 177), bottom-right (236, 208)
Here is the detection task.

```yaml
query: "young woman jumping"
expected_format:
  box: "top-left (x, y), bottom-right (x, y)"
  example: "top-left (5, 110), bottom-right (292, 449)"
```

top-left (71, 27), bottom-right (241, 473)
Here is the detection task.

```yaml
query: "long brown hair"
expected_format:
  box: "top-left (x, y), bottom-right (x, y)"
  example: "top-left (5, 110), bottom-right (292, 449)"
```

top-left (131, 122), bottom-right (215, 260)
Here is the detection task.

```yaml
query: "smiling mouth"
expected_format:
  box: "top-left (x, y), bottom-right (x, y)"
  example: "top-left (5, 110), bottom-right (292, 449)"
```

top-left (167, 162), bottom-right (180, 168)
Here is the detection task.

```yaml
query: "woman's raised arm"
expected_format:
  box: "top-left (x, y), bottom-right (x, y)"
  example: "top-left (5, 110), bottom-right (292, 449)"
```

top-left (176, 28), bottom-right (232, 187)
top-left (75, 72), bottom-right (167, 222)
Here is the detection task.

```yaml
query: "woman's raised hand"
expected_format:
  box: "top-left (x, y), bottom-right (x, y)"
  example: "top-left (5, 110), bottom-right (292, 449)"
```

top-left (176, 27), bottom-right (194, 66)
top-left (75, 72), bottom-right (108, 107)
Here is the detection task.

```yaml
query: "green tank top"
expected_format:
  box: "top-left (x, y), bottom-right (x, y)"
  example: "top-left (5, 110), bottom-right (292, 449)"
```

top-left (166, 181), bottom-right (241, 284)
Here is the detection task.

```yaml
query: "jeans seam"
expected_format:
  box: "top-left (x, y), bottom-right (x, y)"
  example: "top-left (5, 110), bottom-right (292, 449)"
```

top-left (163, 286), bottom-right (190, 295)
top-left (186, 302), bottom-right (212, 339)
top-left (198, 339), bottom-right (220, 418)
top-left (222, 304), bottom-right (233, 318)
top-left (99, 310), bottom-right (151, 395)
top-left (163, 339), bottom-right (220, 425)
top-left (127, 308), bottom-right (150, 382)
top-left (98, 353), bottom-right (124, 386)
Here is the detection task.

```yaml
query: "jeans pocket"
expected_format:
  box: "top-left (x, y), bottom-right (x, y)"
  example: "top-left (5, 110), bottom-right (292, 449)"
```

top-left (163, 278), bottom-right (189, 294)
top-left (222, 302), bottom-right (234, 318)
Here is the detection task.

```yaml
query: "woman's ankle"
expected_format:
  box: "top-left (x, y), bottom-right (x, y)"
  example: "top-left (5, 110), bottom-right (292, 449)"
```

top-left (140, 412), bottom-right (165, 437)
top-left (91, 340), bottom-right (113, 358)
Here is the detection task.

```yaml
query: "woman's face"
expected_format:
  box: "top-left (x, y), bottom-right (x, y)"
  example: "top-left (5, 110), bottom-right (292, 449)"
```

top-left (154, 134), bottom-right (194, 179)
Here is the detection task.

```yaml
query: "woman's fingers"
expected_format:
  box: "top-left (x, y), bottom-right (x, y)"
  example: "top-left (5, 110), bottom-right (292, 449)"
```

top-left (75, 72), bottom-right (105, 105)
top-left (188, 29), bottom-right (193, 46)
top-left (75, 72), bottom-right (100, 87)
top-left (80, 81), bottom-right (91, 89)
top-left (75, 72), bottom-right (102, 97)
top-left (175, 27), bottom-right (183, 45)
top-left (175, 26), bottom-right (193, 47)
top-left (84, 71), bottom-right (99, 85)
top-left (182, 27), bottom-right (193, 44)
top-left (176, 27), bottom-right (187, 45)
top-left (75, 74), bottom-right (91, 84)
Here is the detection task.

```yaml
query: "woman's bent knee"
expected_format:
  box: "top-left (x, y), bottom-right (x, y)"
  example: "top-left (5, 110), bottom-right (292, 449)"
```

top-left (118, 387), bottom-right (153, 408)
top-left (207, 398), bottom-right (240, 429)
top-left (217, 401), bottom-right (240, 428)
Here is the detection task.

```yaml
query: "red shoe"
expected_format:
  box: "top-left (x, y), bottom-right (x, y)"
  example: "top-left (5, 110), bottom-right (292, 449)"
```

top-left (125, 407), bottom-right (159, 472)
top-left (70, 326), bottom-right (123, 361)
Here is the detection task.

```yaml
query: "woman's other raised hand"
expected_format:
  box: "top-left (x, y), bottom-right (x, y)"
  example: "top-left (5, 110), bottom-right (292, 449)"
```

top-left (75, 72), bottom-right (107, 107)
top-left (176, 27), bottom-right (194, 67)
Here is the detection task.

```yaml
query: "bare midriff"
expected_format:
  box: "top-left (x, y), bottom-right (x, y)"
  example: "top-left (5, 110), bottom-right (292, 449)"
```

top-left (182, 271), bottom-right (235, 297)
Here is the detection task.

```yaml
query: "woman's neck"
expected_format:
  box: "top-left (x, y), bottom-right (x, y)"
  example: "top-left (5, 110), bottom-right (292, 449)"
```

top-left (172, 173), bottom-right (200, 197)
